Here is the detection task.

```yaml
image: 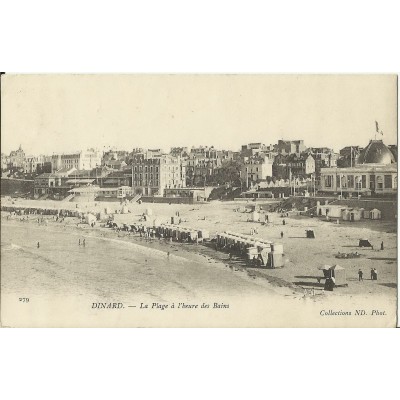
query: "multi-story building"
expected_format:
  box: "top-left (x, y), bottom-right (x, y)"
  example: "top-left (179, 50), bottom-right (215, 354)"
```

top-left (338, 145), bottom-right (363, 167)
top-left (241, 154), bottom-right (273, 187)
top-left (130, 154), bottom-right (186, 196)
top-left (50, 149), bottom-right (102, 172)
top-left (8, 145), bottom-right (26, 168)
top-left (102, 159), bottom-right (127, 170)
top-left (275, 140), bottom-right (306, 156)
top-left (273, 153), bottom-right (315, 180)
top-left (170, 147), bottom-right (189, 158)
top-left (307, 147), bottom-right (338, 168)
top-left (186, 146), bottom-right (235, 186)
top-left (23, 155), bottom-right (52, 174)
top-left (306, 147), bottom-right (338, 186)
top-left (1, 153), bottom-right (9, 171)
top-left (101, 150), bottom-right (129, 165)
top-left (320, 140), bottom-right (397, 195)
top-left (34, 167), bottom-right (77, 198)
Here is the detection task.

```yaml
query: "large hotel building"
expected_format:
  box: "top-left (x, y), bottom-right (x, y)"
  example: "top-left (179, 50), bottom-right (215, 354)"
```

top-left (130, 154), bottom-right (186, 196)
top-left (320, 140), bottom-right (397, 195)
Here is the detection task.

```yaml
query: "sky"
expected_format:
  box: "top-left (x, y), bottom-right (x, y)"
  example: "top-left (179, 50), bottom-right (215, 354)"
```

top-left (1, 74), bottom-right (397, 156)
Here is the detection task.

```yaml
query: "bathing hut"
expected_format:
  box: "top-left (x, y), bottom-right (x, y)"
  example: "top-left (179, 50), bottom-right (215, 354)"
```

top-left (197, 229), bottom-right (210, 242)
top-left (305, 229), bottom-right (315, 238)
top-left (362, 209), bottom-right (371, 219)
top-left (349, 208), bottom-right (363, 222)
top-left (85, 213), bottom-right (97, 225)
top-left (342, 209), bottom-right (351, 221)
top-left (146, 208), bottom-right (153, 216)
top-left (331, 264), bottom-right (346, 286)
top-left (251, 211), bottom-right (260, 222)
top-left (359, 238), bottom-right (372, 248)
top-left (370, 208), bottom-right (382, 220)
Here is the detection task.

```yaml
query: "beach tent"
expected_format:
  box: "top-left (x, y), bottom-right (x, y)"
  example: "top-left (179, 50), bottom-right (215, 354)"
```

top-left (349, 208), bottom-right (363, 222)
top-left (251, 211), bottom-right (260, 222)
top-left (342, 209), bottom-right (351, 221)
top-left (370, 208), bottom-right (382, 220)
top-left (362, 209), bottom-right (371, 219)
top-left (331, 264), bottom-right (346, 286)
top-left (318, 264), bottom-right (333, 279)
top-left (359, 238), bottom-right (372, 248)
top-left (85, 213), bottom-right (96, 225)
top-left (305, 229), bottom-right (315, 238)
top-left (146, 208), bottom-right (153, 216)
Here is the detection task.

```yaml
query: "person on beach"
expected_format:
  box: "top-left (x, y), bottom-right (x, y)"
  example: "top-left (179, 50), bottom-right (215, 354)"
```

top-left (79, 239), bottom-right (81, 246)
top-left (83, 239), bottom-right (86, 247)
top-left (283, 219), bottom-right (286, 225)
top-left (358, 269), bottom-right (363, 281)
top-left (373, 268), bottom-right (378, 280)
top-left (381, 241), bottom-right (384, 250)
top-left (370, 268), bottom-right (374, 280)
top-left (280, 231), bottom-right (284, 238)
top-left (37, 242), bottom-right (40, 248)
top-left (167, 252), bottom-right (170, 258)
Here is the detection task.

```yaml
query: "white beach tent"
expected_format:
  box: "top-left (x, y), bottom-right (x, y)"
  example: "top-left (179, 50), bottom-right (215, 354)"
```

top-left (370, 208), bottom-right (382, 220)
top-left (85, 213), bottom-right (97, 225)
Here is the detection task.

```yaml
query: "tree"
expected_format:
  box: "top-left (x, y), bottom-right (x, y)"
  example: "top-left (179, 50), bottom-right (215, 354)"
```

top-left (214, 159), bottom-right (244, 187)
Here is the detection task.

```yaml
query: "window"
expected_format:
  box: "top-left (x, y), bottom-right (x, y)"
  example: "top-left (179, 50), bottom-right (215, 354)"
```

top-left (376, 176), bottom-right (383, 190)
top-left (347, 175), bottom-right (354, 188)
top-left (384, 175), bottom-right (392, 189)
top-left (324, 175), bottom-right (332, 188)
top-left (362, 175), bottom-right (367, 188)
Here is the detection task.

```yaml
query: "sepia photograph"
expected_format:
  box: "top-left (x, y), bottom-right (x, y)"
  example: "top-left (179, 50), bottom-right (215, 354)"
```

top-left (0, 74), bottom-right (397, 327)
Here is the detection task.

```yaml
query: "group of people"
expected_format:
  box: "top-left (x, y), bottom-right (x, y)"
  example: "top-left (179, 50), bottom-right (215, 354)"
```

top-left (358, 268), bottom-right (378, 281)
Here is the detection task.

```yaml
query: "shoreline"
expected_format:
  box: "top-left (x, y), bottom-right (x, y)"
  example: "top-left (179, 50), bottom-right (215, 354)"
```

top-left (1, 215), bottom-right (295, 298)
top-left (1, 197), bottom-right (397, 300)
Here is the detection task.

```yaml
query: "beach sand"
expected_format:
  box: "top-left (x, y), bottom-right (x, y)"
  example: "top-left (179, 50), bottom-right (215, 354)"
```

top-left (1, 198), bottom-right (397, 327)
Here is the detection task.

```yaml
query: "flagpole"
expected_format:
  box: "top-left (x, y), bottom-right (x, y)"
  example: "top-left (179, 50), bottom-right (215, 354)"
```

top-left (350, 146), bottom-right (352, 168)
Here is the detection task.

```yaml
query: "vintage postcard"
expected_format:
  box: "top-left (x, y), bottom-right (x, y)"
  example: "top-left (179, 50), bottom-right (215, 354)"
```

top-left (0, 74), bottom-right (397, 327)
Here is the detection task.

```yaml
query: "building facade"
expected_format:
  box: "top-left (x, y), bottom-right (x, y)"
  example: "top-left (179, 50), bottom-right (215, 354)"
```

top-left (320, 140), bottom-right (397, 196)
top-left (241, 155), bottom-right (273, 187)
top-left (51, 149), bottom-right (102, 171)
top-left (8, 145), bottom-right (26, 169)
top-left (186, 146), bottom-right (235, 186)
top-left (273, 153), bottom-right (315, 180)
top-left (34, 168), bottom-right (77, 198)
top-left (320, 164), bottom-right (397, 195)
top-left (130, 154), bottom-right (186, 196)
top-left (275, 140), bottom-right (306, 156)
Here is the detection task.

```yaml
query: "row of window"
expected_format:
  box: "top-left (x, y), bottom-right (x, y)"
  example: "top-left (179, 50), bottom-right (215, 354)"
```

top-left (323, 174), bottom-right (395, 190)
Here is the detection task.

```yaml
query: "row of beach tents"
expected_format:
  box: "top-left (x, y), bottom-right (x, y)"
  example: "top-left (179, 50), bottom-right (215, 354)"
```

top-left (216, 231), bottom-right (284, 268)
